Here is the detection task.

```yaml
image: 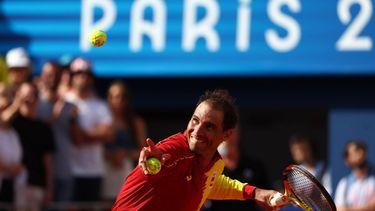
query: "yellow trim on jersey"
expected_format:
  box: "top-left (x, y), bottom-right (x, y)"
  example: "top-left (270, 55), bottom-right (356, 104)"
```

top-left (197, 159), bottom-right (247, 210)
top-left (208, 174), bottom-right (247, 200)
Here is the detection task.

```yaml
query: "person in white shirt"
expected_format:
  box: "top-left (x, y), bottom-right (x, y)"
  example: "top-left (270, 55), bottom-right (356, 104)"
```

top-left (334, 141), bottom-right (375, 211)
top-left (0, 83), bottom-right (24, 205)
top-left (65, 57), bottom-right (113, 203)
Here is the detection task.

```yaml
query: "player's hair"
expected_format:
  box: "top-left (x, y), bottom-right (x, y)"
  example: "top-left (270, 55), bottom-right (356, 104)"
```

top-left (197, 89), bottom-right (238, 131)
top-left (343, 140), bottom-right (367, 159)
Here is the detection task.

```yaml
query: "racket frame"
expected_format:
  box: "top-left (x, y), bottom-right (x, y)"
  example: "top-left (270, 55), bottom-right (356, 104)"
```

top-left (282, 164), bottom-right (336, 211)
top-left (283, 177), bottom-right (312, 211)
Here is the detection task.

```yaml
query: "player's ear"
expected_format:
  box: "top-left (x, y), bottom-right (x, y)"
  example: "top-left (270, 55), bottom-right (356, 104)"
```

top-left (223, 128), bottom-right (234, 141)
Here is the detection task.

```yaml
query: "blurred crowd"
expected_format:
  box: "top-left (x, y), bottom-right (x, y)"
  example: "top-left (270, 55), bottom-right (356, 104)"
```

top-left (0, 47), bottom-right (374, 211)
top-left (0, 47), bottom-right (147, 211)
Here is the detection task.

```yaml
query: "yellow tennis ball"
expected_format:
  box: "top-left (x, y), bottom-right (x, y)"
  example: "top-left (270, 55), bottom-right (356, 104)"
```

top-left (146, 157), bottom-right (161, 175)
top-left (90, 29), bottom-right (107, 47)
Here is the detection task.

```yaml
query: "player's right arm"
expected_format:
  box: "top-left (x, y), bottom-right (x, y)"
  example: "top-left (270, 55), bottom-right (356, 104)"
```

top-left (208, 174), bottom-right (250, 200)
top-left (208, 174), bottom-right (284, 208)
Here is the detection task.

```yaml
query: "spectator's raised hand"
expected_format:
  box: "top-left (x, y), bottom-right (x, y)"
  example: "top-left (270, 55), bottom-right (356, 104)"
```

top-left (49, 97), bottom-right (65, 123)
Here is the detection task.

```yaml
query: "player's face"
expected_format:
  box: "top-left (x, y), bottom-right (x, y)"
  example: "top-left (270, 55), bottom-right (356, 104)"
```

top-left (187, 101), bottom-right (232, 157)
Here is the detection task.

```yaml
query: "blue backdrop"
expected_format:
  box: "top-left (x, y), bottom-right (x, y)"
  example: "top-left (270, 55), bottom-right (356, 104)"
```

top-left (0, 0), bottom-right (374, 76)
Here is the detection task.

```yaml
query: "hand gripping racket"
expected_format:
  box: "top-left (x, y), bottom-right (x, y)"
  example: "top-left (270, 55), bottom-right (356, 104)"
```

top-left (270, 165), bottom-right (336, 211)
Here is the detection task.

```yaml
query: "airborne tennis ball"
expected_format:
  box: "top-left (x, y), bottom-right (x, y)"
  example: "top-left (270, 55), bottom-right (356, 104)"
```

top-left (146, 157), bottom-right (161, 175)
top-left (90, 29), bottom-right (107, 47)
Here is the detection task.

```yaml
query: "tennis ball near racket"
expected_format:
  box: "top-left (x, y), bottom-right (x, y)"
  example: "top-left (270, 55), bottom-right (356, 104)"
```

top-left (90, 29), bottom-right (107, 47)
top-left (146, 157), bottom-right (161, 175)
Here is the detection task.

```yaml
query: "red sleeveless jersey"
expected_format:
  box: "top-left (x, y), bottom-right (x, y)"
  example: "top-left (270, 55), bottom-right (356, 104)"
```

top-left (112, 133), bottom-right (256, 211)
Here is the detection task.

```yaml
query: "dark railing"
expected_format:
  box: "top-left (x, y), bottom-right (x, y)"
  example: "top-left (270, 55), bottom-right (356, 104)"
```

top-left (0, 202), bottom-right (113, 211)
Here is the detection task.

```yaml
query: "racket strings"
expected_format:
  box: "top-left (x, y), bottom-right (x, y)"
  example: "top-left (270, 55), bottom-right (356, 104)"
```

top-left (287, 170), bottom-right (332, 211)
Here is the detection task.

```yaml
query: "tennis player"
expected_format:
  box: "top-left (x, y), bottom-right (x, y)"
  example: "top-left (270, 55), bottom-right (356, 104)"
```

top-left (112, 89), bottom-right (284, 210)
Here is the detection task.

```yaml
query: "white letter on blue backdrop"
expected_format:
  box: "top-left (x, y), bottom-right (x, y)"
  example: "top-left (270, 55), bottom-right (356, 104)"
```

top-left (130, 0), bottom-right (166, 52)
top-left (265, 0), bottom-right (301, 52)
top-left (183, 0), bottom-right (220, 52)
top-left (236, 0), bottom-right (252, 52)
top-left (81, 0), bottom-right (116, 52)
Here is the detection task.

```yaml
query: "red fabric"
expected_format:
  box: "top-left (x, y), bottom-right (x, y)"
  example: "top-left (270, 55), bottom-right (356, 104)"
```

top-left (243, 184), bottom-right (257, 200)
top-left (112, 133), bottom-right (218, 211)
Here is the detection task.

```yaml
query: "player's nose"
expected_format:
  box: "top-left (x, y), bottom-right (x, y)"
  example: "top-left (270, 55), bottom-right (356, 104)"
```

top-left (194, 123), bottom-right (205, 135)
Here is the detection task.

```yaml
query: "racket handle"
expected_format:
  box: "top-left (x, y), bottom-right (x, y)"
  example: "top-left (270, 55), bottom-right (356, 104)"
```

top-left (270, 192), bottom-right (285, 206)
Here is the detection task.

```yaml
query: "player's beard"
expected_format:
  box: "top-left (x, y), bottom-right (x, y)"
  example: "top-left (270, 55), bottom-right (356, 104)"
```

top-left (188, 134), bottom-right (208, 155)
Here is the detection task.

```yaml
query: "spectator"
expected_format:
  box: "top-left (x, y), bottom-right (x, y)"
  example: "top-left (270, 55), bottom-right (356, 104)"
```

top-left (204, 125), bottom-right (270, 211)
top-left (289, 134), bottom-right (332, 194)
top-left (37, 61), bottom-right (77, 204)
top-left (0, 56), bottom-right (8, 84)
top-left (57, 54), bottom-right (74, 98)
top-left (0, 83), bottom-right (24, 207)
top-left (334, 141), bottom-right (375, 211)
top-left (65, 57), bottom-right (113, 205)
top-left (102, 81), bottom-right (147, 202)
top-left (5, 82), bottom-right (55, 211)
top-left (5, 47), bottom-right (32, 96)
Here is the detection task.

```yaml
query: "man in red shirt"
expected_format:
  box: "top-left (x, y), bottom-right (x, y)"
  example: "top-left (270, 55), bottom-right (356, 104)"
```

top-left (113, 89), bottom-right (284, 211)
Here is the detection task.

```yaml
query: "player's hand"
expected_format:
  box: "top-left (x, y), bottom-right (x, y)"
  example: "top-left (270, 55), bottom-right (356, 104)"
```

top-left (138, 138), bottom-right (171, 175)
top-left (270, 192), bottom-right (289, 207)
top-left (254, 189), bottom-right (287, 211)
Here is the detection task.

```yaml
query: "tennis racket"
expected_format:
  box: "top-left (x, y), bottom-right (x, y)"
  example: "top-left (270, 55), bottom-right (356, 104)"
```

top-left (270, 164), bottom-right (336, 211)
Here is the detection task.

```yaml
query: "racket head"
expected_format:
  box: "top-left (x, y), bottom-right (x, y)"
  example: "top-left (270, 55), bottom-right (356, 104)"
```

top-left (282, 165), bottom-right (336, 211)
